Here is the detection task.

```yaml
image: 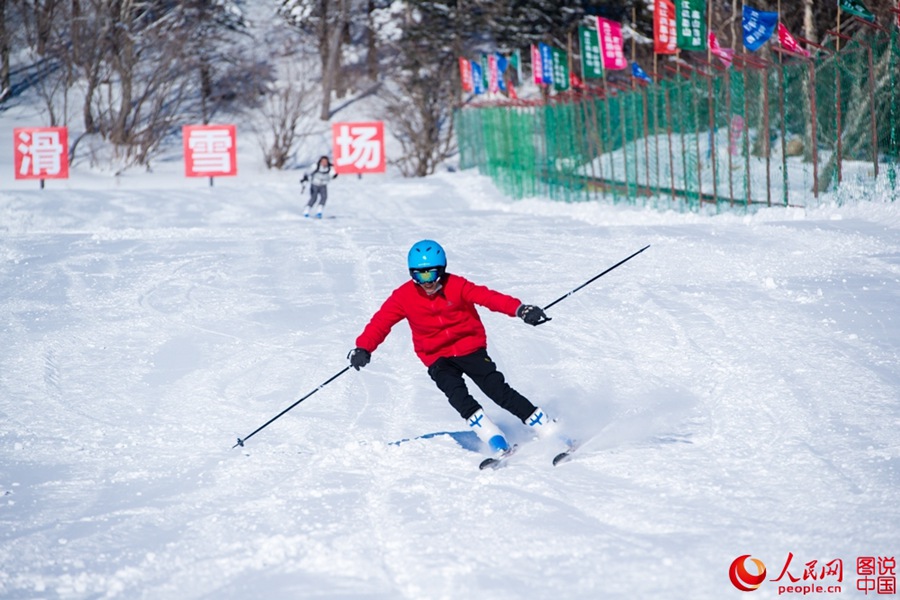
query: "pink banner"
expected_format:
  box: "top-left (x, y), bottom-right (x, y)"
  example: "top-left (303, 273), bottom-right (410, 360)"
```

top-left (487, 54), bottom-right (499, 94)
top-left (709, 32), bottom-right (734, 68)
top-left (596, 17), bottom-right (627, 71)
top-left (777, 23), bottom-right (810, 58)
top-left (531, 44), bottom-right (544, 85)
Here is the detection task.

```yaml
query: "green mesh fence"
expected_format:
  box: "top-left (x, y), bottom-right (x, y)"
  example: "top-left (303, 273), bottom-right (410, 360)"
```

top-left (457, 26), bottom-right (900, 211)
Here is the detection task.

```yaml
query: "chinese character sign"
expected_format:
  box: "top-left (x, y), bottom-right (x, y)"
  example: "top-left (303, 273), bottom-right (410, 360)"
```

top-left (531, 44), bottom-right (544, 85)
top-left (183, 125), bottom-right (237, 177)
top-left (777, 23), bottom-right (810, 57)
top-left (14, 127), bottom-right (69, 180)
top-left (551, 47), bottom-right (569, 91)
top-left (539, 43), bottom-right (554, 85)
top-left (487, 54), bottom-right (500, 94)
top-left (840, 0), bottom-right (876, 22)
top-left (709, 31), bottom-right (734, 68)
top-left (596, 17), bottom-right (627, 71)
top-left (471, 61), bottom-right (485, 94)
top-left (494, 53), bottom-right (508, 92)
top-left (458, 57), bottom-right (473, 93)
top-left (676, 0), bottom-right (707, 51)
top-left (332, 122), bottom-right (385, 174)
top-left (579, 26), bottom-right (603, 79)
top-left (654, 0), bottom-right (678, 55)
top-left (742, 6), bottom-right (778, 52)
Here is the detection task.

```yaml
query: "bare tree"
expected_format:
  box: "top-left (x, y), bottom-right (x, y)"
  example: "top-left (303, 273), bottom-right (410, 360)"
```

top-left (254, 58), bottom-right (318, 170)
top-left (382, 77), bottom-right (457, 177)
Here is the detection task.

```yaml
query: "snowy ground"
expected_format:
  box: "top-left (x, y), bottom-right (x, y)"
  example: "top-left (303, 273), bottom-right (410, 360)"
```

top-left (1, 120), bottom-right (900, 599)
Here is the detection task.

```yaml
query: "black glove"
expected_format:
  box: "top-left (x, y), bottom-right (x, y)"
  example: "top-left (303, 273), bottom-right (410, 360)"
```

top-left (517, 304), bottom-right (549, 326)
top-left (332, 173), bottom-right (338, 179)
top-left (301, 175), bottom-right (309, 183)
top-left (348, 347), bottom-right (371, 370)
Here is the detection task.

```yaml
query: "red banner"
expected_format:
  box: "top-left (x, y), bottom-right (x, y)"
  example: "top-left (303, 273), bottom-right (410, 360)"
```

top-left (654, 0), bottom-right (678, 55)
top-left (596, 17), bottom-right (627, 71)
top-left (777, 23), bottom-right (810, 57)
top-left (332, 122), bottom-right (385, 174)
top-left (183, 124), bottom-right (237, 177)
top-left (14, 127), bottom-right (69, 180)
top-left (459, 57), bottom-right (473, 93)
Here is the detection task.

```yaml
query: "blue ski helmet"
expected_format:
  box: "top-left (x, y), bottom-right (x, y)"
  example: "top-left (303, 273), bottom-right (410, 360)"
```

top-left (407, 240), bottom-right (446, 269)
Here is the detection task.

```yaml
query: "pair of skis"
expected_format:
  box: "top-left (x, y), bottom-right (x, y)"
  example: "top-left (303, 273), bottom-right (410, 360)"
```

top-left (478, 440), bottom-right (581, 470)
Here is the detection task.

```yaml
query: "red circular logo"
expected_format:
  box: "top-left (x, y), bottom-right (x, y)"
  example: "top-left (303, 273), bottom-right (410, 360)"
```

top-left (729, 555), bottom-right (767, 592)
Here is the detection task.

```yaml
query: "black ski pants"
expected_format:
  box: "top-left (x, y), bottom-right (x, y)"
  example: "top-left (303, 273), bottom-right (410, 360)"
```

top-left (427, 348), bottom-right (537, 422)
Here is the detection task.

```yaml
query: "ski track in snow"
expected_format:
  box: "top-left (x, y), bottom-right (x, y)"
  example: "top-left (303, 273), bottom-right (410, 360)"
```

top-left (0, 168), bottom-right (898, 599)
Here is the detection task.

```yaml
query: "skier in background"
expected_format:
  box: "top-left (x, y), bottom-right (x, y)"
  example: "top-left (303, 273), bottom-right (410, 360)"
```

top-left (300, 156), bottom-right (338, 218)
top-left (347, 239), bottom-right (557, 457)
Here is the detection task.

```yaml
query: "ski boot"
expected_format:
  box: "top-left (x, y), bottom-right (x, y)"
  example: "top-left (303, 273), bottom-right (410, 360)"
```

top-left (467, 409), bottom-right (511, 455)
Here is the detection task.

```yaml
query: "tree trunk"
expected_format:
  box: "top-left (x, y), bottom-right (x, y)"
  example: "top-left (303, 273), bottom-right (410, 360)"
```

top-left (0, 0), bottom-right (9, 101)
top-left (319, 0), bottom-right (347, 120)
top-left (802, 0), bottom-right (816, 43)
top-left (366, 0), bottom-right (378, 80)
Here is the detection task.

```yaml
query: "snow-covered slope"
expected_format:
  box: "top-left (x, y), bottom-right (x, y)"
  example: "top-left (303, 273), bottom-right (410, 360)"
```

top-left (1, 151), bottom-right (898, 598)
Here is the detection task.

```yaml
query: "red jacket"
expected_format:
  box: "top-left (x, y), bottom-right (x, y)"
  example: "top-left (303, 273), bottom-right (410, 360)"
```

top-left (355, 273), bottom-right (522, 367)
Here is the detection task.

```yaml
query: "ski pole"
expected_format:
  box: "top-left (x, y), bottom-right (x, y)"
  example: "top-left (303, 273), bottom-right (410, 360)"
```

top-left (538, 244), bottom-right (650, 320)
top-left (232, 366), bottom-right (350, 449)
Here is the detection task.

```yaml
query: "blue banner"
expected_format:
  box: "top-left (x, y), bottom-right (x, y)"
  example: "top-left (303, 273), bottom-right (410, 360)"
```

top-left (471, 61), bottom-right (485, 94)
top-left (495, 53), bottom-right (508, 92)
top-left (742, 6), bottom-right (778, 52)
top-left (539, 43), bottom-right (554, 85)
top-left (631, 62), bottom-right (652, 84)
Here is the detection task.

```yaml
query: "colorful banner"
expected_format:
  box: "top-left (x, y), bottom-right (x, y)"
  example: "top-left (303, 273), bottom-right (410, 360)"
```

top-left (539, 43), bottom-right (554, 85)
top-left (742, 5), bottom-right (778, 51)
top-left (495, 53), bottom-right (509, 92)
top-left (511, 49), bottom-right (522, 84)
top-left (458, 57), bottom-right (473, 93)
top-left (596, 17), bottom-right (627, 71)
top-left (654, 0), bottom-right (678, 55)
top-left (332, 122), bottom-right (385, 174)
top-left (632, 62), bottom-right (653, 83)
top-left (570, 71), bottom-right (584, 90)
top-left (531, 44), bottom-right (544, 85)
top-left (675, 0), bottom-right (707, 51)
top-left (709, 32), bottom-right (734, 68)
top-left (777, 23), bottom-right (810, 57)
top-left (839, 0), bottom-right (875, 22)
top-left (551, 47), bottom-right (569, 91)
top-left (487, 54), bottom-right (499, 94)
top-left (579, 25), bottom-right (604, 79)
top-left (14, 127), bottom-right (69, 180)
top-left (182, 124), bottom-right (236, 178)
top-left (471, 61), bottom-right (485, 94)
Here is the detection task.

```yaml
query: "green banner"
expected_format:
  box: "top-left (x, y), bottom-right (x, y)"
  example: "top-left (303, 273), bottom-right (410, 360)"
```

top-left (839, 0), bottom-right (875, 22)
top-left (676, 0), bottom-right (707, 51)
top-left (579, 25), bottom-right (603, 79)
top-left (551, 47), bottom-right (569, 91)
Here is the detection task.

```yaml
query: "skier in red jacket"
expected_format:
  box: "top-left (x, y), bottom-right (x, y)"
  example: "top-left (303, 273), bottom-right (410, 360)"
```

top-left (348, 240), bottom-right (555, 456)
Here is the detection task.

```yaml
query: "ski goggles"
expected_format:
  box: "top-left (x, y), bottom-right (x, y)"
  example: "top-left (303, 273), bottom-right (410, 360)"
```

top-left (410, 267), bottom-right (441, 285)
